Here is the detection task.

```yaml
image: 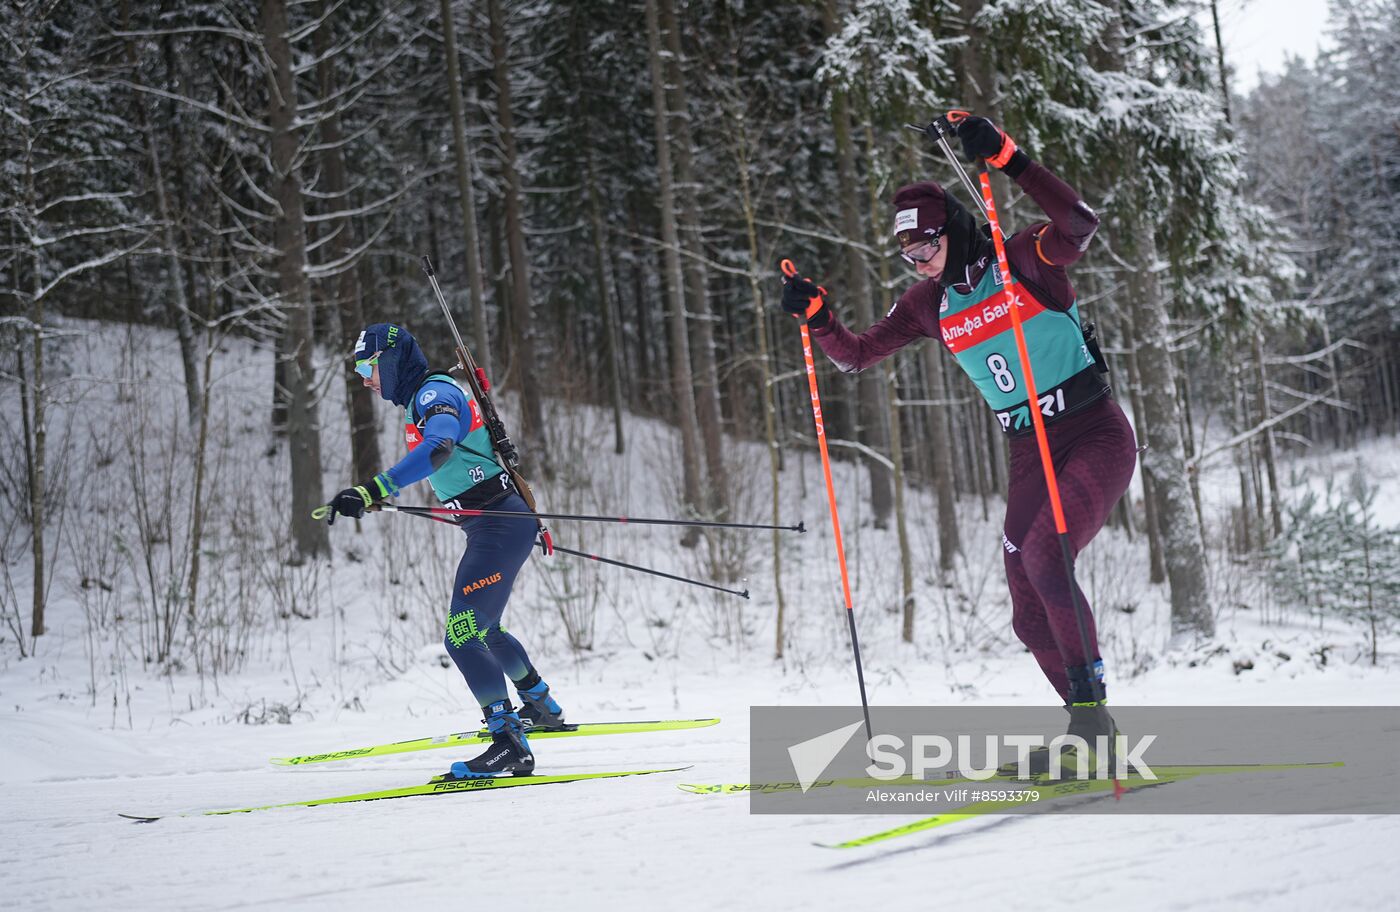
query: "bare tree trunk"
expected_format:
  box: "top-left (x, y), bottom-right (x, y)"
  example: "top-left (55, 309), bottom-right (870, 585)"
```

top-left (16, 44), bottom-right (46, 640)
top-left (261, 0), bottom-right (328, 561)
top-left (186, 338), bottom-right (216, 617)
top-left (921, 346), bottom-right (961, 573)
top-left (1124, 315), bottom-right (1167, 581)
top-left (440, 0), bottom-right (492, 375)
top-left (626, 198), bottom-right (654, 410)
top-left (122, 0), bottom-right (202, 429)
top-left (583, 150), bottom-right (627, 454)
top-left (822, 0), bottom-right (892, 528)
top-left (833, 104), bottom-right (894, 525)
top-left (715, 1), bottom-right (786, 653)
top-left (890, 366), bottom-right (916, 641)
top-left (315, 4), bottom-right (381, 484)
top-left (659, 0), bottom-right (726, 512)
top-left (1208, 0), bottom-right (1232, 122)
top-left (1230, 368), bottom-right (1256, 553)
top-left (864, 122), bottom-right (914, 638)
top-left (736, 141), bottom-right (788, 659)
top-left (644, 0), bottom-right (703, 535)
top-left (1177, 368), bottom-right (1207, 537)
top-left (487, 0), bottom-right (548, 473)
top-left (1124, 219), bottom-right (1212, 638)
top-left (1251, 330), bottom-right (1283, 537)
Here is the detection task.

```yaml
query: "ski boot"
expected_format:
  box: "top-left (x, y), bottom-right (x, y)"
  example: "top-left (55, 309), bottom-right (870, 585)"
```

top-left (516, 675), bottom-right (568, 732)
top-left (445, 702), bottom-right (535, 779)
top-left (998, 662), bottom-right (1118, 779)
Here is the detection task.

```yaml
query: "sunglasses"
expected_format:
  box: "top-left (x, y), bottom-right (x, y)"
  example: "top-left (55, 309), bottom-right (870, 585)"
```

top-left (900, 239), bottom-right (941, 265)
top-left (354, 352), bottom-right (381, 379)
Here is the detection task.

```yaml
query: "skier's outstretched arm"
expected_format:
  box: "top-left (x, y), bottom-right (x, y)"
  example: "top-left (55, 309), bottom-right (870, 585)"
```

top-left (778, 274), bottom-right (938, 373)
top-left (327, 382), bottom-right (465, 520)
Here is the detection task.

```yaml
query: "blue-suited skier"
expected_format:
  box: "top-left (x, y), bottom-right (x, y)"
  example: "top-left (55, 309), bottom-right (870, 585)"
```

top-left (326, 323), bottom-right (565, 779)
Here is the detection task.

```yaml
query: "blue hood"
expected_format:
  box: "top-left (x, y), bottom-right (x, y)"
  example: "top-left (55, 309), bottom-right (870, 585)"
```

top-left (355, 322), bottom-right (428, 408)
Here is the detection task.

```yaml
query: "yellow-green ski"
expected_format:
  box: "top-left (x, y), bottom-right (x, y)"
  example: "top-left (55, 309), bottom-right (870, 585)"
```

top-left (680, 760), bottom-right (1343, 798)
top-left (120, 766), bottom-right (690, 821)
top-left (818, 761), bottom-right (1344, 849)
top-left (271, 718), bottom-right (720, 766)
top-left (818, 774), bottom-right (1183, 848)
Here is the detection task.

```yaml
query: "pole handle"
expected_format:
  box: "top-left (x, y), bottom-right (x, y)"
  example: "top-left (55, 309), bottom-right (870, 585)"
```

top-left (778, 258), bottom-right (827, 321)
top-left (916, 110), bottom-right (992, 224)
top-left (420, 255), bottom-right (436, 278)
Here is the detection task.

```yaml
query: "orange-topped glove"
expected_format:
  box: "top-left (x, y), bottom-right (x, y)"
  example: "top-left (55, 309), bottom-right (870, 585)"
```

top-left (954, 114), bottom-right (1030, 178)
top-left (780, 273), bottom-right (831, 329)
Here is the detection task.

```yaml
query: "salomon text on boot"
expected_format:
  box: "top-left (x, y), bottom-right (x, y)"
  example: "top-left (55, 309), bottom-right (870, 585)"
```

top-left (444, 702), bottom-right (535, 779)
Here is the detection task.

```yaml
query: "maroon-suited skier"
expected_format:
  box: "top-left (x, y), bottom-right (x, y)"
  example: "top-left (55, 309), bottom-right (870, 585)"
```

top-left (782, 115), bottom-right (1137, 771)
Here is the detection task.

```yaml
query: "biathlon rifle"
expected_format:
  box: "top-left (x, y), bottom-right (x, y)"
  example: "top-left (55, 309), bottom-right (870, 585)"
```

top-left (419, 255), bottom-right (553, 555)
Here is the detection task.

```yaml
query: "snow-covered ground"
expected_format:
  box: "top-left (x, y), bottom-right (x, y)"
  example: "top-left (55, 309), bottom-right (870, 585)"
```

top-left (2, 320), bottom-right (1396, 910)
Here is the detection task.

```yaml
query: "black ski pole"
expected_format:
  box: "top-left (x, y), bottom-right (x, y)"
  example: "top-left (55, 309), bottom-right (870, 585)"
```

top-left (549, 543), bottom-right (750, 600)
top-left (326, 501), bottom-right (751, 600)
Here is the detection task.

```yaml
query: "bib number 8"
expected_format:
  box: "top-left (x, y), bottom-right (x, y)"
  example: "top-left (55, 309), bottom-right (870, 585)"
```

top-left (986, 353), bottom-right (1016, 393)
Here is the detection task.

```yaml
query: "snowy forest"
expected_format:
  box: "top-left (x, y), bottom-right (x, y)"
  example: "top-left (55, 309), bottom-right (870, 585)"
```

top-left (6, 0), bottom-right (1398, 669)
top-left (4, 0), bottom-right (1400, 907)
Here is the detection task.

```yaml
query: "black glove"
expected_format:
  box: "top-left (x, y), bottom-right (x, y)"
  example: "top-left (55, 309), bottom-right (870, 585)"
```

top-left (955, 115), bottom-right (1029, 178)
top-left (780, 274), bottom-right (831, 330)
top-left (328, 486), bottom-right (373, 524)
top-left (327, 475), bottom-right (393, 524)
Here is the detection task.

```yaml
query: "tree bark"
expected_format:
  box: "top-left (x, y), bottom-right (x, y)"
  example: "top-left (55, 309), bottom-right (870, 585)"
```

top-left (440, 0), bottom-right (492, 376)
top-left (122, 0), bottom-right (202, 429)
top-left (1125, 303), bottom-right (1167, 580)
top-left (583, 150), bottom-right (627, 454)
top-left (315, 3), bottom-right (381, 484)
top-left (1124, 218), bottom-right (1212, 638)
top-left (261, 0), bottom-right (329, 560)
top-left (731, 113), bottom-right (787, 659)
top-left (1251, 329), bottom-right (1283, 537)
top-left (921, 345), bottom-right (962, 573)
top-left (659, 0), bottom-right (727, 513)
top-left (644, 0), bottom-right (704, 534)
top-left (487, 0), bottom-right (548, 474)
top-left (823, 1), bottom-right (893, 527)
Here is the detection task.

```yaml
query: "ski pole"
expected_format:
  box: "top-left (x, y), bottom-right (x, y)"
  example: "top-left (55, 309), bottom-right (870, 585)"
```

top-left (375, 503), bottom-right (805, 533)
top-left (549, 543), bottom-right (750, 599)
top-left (924, 114), bottom-right (1102, 705)
top-left (331, 499), bottom-right (750, 599)
top-left (906, 112), bottom-right (990, 223)
top-left (779, 258), bottom-right (874, 743)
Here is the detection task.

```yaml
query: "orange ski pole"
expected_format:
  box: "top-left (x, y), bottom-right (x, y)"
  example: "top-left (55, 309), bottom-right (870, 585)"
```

top-left (971, 168), bottom-right (1102, 694)
top-left (926, 112), bottom-right (1102, 701)
top-left (780, 258), bottom-right (873, 742)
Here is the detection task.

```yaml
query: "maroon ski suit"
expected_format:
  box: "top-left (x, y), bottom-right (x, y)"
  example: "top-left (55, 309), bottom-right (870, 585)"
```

top-left (809, 160), bottom-right (1138, 701)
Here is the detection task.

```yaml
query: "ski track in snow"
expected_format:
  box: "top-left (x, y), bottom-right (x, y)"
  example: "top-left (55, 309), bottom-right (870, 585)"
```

top-left (4, 702), bottom-right (1399, 911)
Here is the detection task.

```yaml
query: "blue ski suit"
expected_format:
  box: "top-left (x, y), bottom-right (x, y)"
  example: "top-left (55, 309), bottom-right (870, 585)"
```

top-left (356, 323), bottom-right (539, 710)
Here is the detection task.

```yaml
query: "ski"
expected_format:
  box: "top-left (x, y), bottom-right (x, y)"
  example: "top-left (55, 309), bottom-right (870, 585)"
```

top-left (270, 717), bottom-right (720, 766)
top-left (817, 773), bottom-right (1184, 849)
top-left (120, 766), bottom-right (690, 822)
top-left (817, 760), bottom-right (1343, 849)
top-left (678, 771), bottom-right (979, 794)
top-left (678, 760), bottom-right (1341, 796)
